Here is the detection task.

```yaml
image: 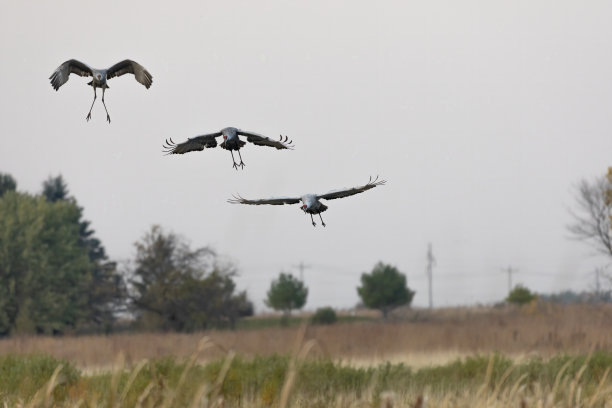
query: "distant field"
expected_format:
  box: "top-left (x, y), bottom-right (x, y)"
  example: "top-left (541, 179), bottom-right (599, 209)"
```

top-left (235, 313), bottom-right (373, 330)
top-left (2, 304), bottom-right (612, 406)
top-left (1, 303), bottom-right (611, 369)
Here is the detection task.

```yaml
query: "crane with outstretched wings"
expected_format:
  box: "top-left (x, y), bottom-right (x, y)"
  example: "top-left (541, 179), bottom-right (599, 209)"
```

top-left (163, 127), bottom-right (293, 170)
top-left (50, 59), bottom-right (153, 122)
top-left (228, 176), bottom-right (386, 227)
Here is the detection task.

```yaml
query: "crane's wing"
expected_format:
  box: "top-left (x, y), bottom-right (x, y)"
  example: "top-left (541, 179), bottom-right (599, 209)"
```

top-left (228, 194), bottom-right (301, 206)
top-left (236, 130), bottom-right (294, 150)
top-left (49, 59), bottom-right (94, 90)
top-left (162, 132), bottom-right (222, 155)
top-left (317, 176), bottom-right (386, 201)
top-left (107, 60), bottom-right (153, 89)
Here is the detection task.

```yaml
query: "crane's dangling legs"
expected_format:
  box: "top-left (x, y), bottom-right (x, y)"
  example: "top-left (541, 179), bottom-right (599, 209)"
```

top-left (86, 87), bottom-right (97, 122)
top-left (237, 150), bottom-right (246, 169)
top-left (101, 88), bottom-right (111, 123)
top-left (310, 214), bottom-right (317, 227)
top-left (318, 213), bottom-right (326, 227)
top-left (230, 151), bottom-right (239, 170)
top-left (230, 151), bottom-right (245, 170)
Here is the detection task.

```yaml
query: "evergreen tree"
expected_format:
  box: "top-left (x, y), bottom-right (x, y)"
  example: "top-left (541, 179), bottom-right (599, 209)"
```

top-left (265, 272), bottom-right (308, 323)
top-left (41, 175), bottom-right (125, 329)
top-left (357, 262), bottom-right (415, 318)
top-left (0, 191), bottom-right (92, 334)
top-left (42, 175), bottom-right (70, 203)
top-left (0, 173), bottom-right (16, 197)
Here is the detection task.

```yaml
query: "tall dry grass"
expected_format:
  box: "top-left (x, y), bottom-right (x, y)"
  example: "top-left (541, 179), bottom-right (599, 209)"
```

top-left (1, 303), bottom-right (611, 369)
top-left (5, 334), bottom-right (612, 407)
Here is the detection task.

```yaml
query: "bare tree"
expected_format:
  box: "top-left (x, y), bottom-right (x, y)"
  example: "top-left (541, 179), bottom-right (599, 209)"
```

top-left (568, 173), bottom-right (612, 256)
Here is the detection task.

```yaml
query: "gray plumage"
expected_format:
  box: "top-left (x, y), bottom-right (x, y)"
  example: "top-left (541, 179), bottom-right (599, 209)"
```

top-left (163, 127), bottom-right (293, 170)
top-left (49, 59), bottom-right (153, 123)
top-left (228, 176), bottom-right (386, 227)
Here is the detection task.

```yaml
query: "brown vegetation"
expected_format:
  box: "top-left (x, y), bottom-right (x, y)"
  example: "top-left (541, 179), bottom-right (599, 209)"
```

top-left (1, 303), bottom-right (612, 369)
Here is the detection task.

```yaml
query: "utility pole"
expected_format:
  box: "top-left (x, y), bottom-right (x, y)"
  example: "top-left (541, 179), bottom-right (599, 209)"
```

top-left (293, 261), bottom-right (311, 282)
top-left (594, 267), bottom-right (603, 299)
top-left (501, 266), bottom-right (518, 294)
top-left (426, 243), bottom-right (436, 309)
top-left (595, 268), bottom-right (601, 296)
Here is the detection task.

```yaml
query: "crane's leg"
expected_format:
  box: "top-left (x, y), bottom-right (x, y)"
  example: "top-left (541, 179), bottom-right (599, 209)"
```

top-left (230, 151), bottom-right (240, 170)
top-left (101, 88), bottom-right (111, 123)
top-left (237, 150), bottom-right (246, 169)
top-left (86, 88), bottom-right (97, 121)
top-left (318, 213), bottom-right (326, 227)
top-left (310, 214), bottom-right (316, 227)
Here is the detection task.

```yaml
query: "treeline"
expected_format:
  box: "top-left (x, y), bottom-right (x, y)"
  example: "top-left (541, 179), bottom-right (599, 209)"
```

top-left (0, 173), bottom-right (252, 336)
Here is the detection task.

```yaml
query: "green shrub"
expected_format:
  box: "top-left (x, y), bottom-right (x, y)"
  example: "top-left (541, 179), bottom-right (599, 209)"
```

top-left (311, 307), bottom-right (338, 325)
top-left (506, 285), bottom-right (536, 305)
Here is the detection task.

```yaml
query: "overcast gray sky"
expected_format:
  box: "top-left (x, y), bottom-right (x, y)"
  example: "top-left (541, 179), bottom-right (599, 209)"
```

top-left (1, 0), bottom-right (611, 311)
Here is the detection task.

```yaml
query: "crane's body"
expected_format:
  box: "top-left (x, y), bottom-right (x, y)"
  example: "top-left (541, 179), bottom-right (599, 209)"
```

top-left (299, 194), bottom-right (329, 226)
top-left (300, 194), bottom-right (328, 213)
top-left (220, 127), bottom-right (247, 151)
top-left (87, 69), bottom-right (110, 89)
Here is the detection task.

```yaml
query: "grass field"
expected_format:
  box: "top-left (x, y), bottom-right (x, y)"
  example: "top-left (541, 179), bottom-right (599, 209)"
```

top-left (3, 303), bottom-right (612, 407)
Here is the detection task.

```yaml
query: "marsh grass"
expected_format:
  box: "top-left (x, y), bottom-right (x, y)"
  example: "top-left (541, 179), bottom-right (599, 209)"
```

top-left (4, 304), bottom-right (612, 406)
top-left (4, 348), bottom-right (612, 407)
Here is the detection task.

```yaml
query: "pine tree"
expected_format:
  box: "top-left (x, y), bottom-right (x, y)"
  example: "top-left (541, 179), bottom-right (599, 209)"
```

top-left (42, 175), bottom-right (126, 330)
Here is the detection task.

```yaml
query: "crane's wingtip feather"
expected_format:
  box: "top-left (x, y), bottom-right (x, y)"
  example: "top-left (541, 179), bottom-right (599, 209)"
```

top-left (228, 194), bottom-right (244, 204)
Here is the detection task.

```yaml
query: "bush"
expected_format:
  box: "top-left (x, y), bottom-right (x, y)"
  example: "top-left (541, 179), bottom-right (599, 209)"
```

top-left (506, 285), bottom-right (536, 305)
top-left (311, 307), bottom-right (338, 325)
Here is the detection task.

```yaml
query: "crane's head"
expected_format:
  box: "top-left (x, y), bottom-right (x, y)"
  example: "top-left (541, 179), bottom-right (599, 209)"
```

top-left (300, 203), bottom-right (308, 212)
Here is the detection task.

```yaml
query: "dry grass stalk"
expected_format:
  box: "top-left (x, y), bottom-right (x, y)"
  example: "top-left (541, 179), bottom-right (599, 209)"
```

top-left (474, 354), bottom-right (495, 401)
top-left (490, 363), bottom-right (516, 403)
top-left (109, 352), bottom-right (125, 407)
top-left (189, 383), bottom-right (210, 408)
top-left (24, 364), bottom-right (63, 408)
top-left (160, 337), bottom-right (215, 408)
top-left (118, 359), bottom-right (148, 405)
top-left (279, 323), bottom-right (307, 408)
top-left (134, 381), bottom-right (156, 408)
top-left (587, 366), bottom-right (610, 407)
top-left (504, 373), bottom-right (528, 401)
top-left (206, 350), bottom-right (235, 408)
